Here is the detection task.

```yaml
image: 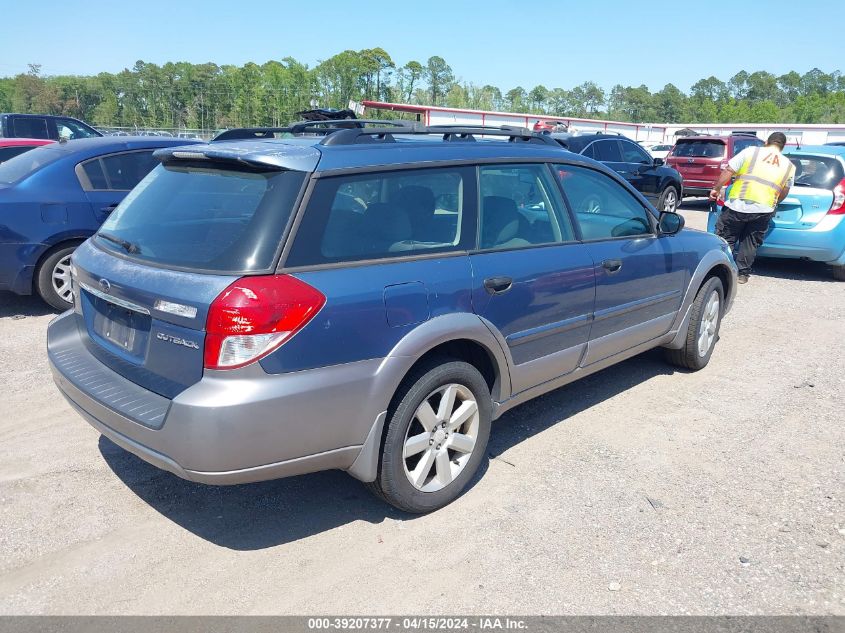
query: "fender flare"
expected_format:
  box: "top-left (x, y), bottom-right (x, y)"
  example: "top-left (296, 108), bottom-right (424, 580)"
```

top-left (347, 312), bottom-right (512, 483)
top-left (664, 248), bottom-right (737, 350)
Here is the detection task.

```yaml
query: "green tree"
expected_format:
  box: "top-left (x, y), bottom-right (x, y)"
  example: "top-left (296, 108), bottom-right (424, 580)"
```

top-left (746, 71), bottom-right (778, 103)
top-left (505, 86), bottom-right (526, 112)
top-left (424, 56), bottom-right (453, 106)
top-left (528, 85), bottom-right (549, 113)
top-left (728, 71), bottom-right (749, 99)
top-left (654, 83), bottom-right (687, 122)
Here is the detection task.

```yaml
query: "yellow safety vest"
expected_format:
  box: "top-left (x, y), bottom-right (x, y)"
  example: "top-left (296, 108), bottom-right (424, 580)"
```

top-left (727, 147), bottom-right (795, 209)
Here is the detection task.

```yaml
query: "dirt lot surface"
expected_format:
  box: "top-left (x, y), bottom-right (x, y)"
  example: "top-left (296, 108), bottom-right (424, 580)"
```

top-left (1, 202), bottom-right (843, 615)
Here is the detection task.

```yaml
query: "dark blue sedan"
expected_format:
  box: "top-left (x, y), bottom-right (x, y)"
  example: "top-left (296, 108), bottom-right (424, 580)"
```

top-left (0, 136), bottom-right (201, 308)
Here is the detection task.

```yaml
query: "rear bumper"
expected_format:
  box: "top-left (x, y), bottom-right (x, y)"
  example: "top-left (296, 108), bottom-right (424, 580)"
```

top-left (759, 215), bottom-right (845, 263)
top-left (681, 186), bottom-right (712, 197)
top-left (707, 209), bottom-right (845, 264)
top-left (48, 311), bottom-right (388, 485)
top-left (0, 241), bottom-right (37, 294)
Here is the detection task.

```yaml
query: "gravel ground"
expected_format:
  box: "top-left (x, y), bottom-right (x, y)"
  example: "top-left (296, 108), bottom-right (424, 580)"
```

top-left (0, 201), bottom-right (843, 615)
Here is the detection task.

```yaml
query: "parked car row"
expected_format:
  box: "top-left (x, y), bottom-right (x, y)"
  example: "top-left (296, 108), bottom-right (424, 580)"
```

top-left (666, 132), bottom-right (763, 198)
top-left (100, 129), bottom-right (204, 140)
top-left (707, 145), bottom-right (845, 280)
top-left (551, 132), bottom-right (683, 213)
top-left (0, 113), bottom-right (102, 141)
top-left (41, 120), bottom-right (737, 513)
top-left (0, 136), bottom-right (201, 308)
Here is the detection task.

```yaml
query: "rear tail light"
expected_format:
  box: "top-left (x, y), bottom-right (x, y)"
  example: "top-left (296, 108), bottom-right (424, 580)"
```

top-left (829, 178), bottom-right (845, 215)
top-left (204, 275), bottom-right (325, 370)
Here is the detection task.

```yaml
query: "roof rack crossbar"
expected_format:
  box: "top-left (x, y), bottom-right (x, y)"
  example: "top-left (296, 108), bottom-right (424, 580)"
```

top-left (319, 124), bottom-right (560, 147)
top-left (212, 119), bottom-right (418, 142)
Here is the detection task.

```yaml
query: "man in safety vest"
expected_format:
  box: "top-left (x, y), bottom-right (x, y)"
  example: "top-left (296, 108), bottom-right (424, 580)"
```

top-left (709, 132), bottom-right (795, 283)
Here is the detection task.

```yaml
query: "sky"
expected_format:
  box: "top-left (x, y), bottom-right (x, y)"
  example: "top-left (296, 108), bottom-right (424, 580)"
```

top-left (1, 0), bottom-right (842, 94)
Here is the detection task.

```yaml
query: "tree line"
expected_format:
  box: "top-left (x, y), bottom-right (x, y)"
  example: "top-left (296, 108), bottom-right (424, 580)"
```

top-left (1, 50), bottom-right (844, 131)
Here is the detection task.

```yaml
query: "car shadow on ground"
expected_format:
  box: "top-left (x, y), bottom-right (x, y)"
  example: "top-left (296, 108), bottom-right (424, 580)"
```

top-left (752, 257), bottom-right (839, 283)
top-left (100, 348), bottom-right (677, 551)
top-left (0, 291), bottom-right (57, 319)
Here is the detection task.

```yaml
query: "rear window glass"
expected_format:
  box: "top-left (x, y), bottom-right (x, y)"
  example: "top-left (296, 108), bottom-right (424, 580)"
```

top-left (788, 155), bottom-right (844, 190)
top-left (732, 137), bottom-right (762, 155)
top-left (96, 163), bottom-right (306, 273)
top-left (0, 145), bottom-right (36, 163)
top-left (671, 140), bottom-right (726, 158)
top-left (286, 166), bottom-right (476, 267)
top-left (0, 147), bottom-right (61, 184)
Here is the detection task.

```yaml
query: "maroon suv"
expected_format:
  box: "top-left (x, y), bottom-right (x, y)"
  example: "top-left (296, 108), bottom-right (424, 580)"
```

top-left (666, 133), bottom-right (763, 197)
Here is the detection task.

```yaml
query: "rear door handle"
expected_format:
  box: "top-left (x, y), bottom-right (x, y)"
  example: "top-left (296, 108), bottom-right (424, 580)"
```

top-left (602, 259), bottom-right (623, 273)
top-left (483, 276), bottom-right (513, 295)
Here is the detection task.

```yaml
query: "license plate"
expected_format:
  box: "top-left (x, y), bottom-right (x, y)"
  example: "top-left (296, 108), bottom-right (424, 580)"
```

top-left (95, 304), bottom-right (138, 351)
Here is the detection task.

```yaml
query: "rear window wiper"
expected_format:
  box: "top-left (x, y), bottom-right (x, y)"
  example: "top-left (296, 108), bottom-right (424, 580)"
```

top-left (98, 232), bottom-right (141, 254)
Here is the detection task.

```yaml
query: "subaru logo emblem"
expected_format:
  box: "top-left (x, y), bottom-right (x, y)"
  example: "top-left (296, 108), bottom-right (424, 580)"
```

top-left (99, 278), bottom-right (111, 293)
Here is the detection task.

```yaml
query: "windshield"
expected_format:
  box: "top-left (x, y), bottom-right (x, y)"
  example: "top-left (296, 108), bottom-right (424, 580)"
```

top-left (671, 140), bottom-right (726, 159)
top-left (96, 163), bottom-right (306, 273)
top-left (0, 147), bottom-right (62, 184)
top-left (787, 155), bottom-right (844, 189)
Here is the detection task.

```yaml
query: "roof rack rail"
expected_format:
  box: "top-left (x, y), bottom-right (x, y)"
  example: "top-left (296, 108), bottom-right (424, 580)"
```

top-left (212, 119), bottom-right (416, 142)
top-left (212, 127), bottom-right (293, 141)
top-left (319, 124), bottom-right (560, 147)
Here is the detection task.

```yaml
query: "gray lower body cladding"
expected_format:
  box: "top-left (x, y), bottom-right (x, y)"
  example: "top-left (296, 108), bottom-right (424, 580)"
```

top-left (48, 311), bottom-right (389, 485)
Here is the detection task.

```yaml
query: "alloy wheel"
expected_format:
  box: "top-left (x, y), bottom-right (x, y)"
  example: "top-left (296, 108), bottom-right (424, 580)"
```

top-left (663, 189), bottom-right (677, 213)
top-left (697, 290), bottom-right (720, 357)
top-left (402, 383), bottom-right (480, 492)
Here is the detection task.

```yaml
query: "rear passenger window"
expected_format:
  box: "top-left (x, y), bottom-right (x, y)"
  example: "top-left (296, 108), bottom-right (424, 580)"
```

top-left (593, 140), bottom-right (623, 162)
top-left (11, 117), bottom-right (49, 139)
top-left (478, 164), bottom-right (574, 250)
top-left (286, 166), bottom-right (475, 266)
top-left (555, 164), bottom-right (653, 240)
top-left (78, 151), bottom-right (157, 190)
top-left (82, 160), bottom-right (108, 189)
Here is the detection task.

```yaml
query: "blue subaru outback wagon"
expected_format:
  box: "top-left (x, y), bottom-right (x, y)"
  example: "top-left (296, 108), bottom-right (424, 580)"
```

top-left (48, 121), bottom-right (737, 513)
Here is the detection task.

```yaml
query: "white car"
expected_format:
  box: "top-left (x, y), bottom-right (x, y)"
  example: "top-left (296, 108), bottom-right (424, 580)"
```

top-left (642, 143), bottom-right (674, 161)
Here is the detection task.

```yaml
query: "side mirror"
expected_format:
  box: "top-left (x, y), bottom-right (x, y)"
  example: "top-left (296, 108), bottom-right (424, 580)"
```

top-left (653, 157), bottom-right (665, 167)
top-left (658, 211), bottom-right (684, 235)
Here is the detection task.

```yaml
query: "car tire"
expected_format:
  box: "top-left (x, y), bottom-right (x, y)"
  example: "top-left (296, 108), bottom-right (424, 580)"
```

top-left (832, 266), bottom-right (845, 281)
top-left (36, 242), bottom-right (81, 311)
top-left (664, 276), bottom-right (724, 371)
top-left (658, 185), bottom-right (679, 213)
top-left (366, 358), bottom-right (492, 513)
